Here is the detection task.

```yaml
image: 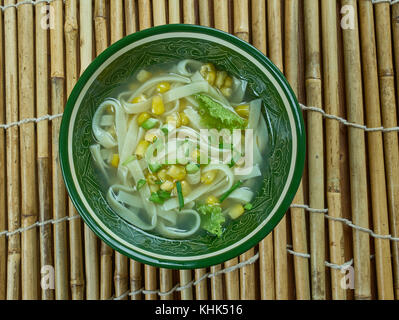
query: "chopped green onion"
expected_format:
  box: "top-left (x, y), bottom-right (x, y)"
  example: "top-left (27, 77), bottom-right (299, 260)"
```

top-left (122, 155), bottom-right (137, 166)
top-left (161, 127), bottom-right (169, 135)
top-left (244, 203), bottom-right (253, 210)
top-left (186, 163), bottom-right (200, 174)
top-left (149, 192), bottom-right (163, 204)
top-left (176, 181), bottom-right (184, 210)
top-left (155, 180), bottom-right (163, 185)
top-left (141, 118), bottom-right (159, 130)
top-left (219, 180), bottom-right (244, 203)
top-left (136, 179), bottom-right (146, 190)
top-left (157, 190), bottom-right (171, 201)
top-left (149, 163), bottom-right (163, 173)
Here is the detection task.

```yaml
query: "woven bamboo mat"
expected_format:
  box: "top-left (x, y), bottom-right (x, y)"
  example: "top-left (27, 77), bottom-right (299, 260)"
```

top-left (0, 0), bottom-right (399, 300)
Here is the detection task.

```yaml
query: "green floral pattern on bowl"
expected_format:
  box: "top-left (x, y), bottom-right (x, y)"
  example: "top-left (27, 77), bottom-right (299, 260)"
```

top-left (60, 25), bottom-right (305, 269)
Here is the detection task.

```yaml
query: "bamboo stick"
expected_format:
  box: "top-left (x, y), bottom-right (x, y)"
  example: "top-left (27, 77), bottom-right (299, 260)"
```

top-left (374, 1), bottom-right (399, 300)
top-left (340, 0), bottom-right (371, 300)
top-left (0, 0), bottom-right (6, 301)
top-left (358, 0), bottom-right (394, 300)
top-left (138, 0), bottom-right (152, 30)
top-left (94, 0), bottom-right (113, 300)
top-left (393, 0), bottom-right (399, 300)
top-left (194, 269), bottom-right (208, 300)
top-left (159, 268), bottom-right (173, 300)
top-left (267, 0), bottom-right (288, 300)
top-left (18, 2), bottom-right (38, 300)
top-left (198, 0), bottom-right (211, 27)
top-left (4, 0), bottom-right (20, 300)
top-left (251, 0), bottom-right (275, 300)
top-left (124, 0), bottom-right (137, 35)
top-left (168, 0), bottom-right (181, 23)
top-left (304, 0), bottom-right (327, 300)
top-left (65, 0), bottom-right (84, 300)
top-left (130, 260), bottom-right (142, 300)
top-left (210, 265), bottom-right (224, 300)
top-left (153, 0), bottom-right (167, 26)
top-left (50, 0), bottom-right (68, 300)
top-left (183, 0), bottom-right (196, 24)
top-left (233, 0), bottom-right (256, 300)
top-left (224, 259), bottom-right (239, 299)
top-left (144, 265), bottom-right (157, 300)
top-left (286, 0), bottom-right (311, 300)
top-left (179, 270), bottom-right (194, 300)
top-left (214, 0), bottom-right (229, 32)
top-left (80, 0), bottom-right (100, 300)
top-left (110, 0), bottom-right (129, 300)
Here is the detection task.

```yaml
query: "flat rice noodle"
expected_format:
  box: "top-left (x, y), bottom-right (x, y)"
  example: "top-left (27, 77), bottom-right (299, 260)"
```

top-left (183, 106), bottom-right (202, 130)
top-left (90, 144), bottom-right (110, 179)
top-left (128, 74), bottom-right (191, 101)
top-left (229, 77), bottom-right (248, 105)
top-left (157, 208), bottom-right (178, 225)
top-left (126, 160), bottom-right (158, 229)
top-left (247, 99), bottom-right (262, 130)
top-left (156, 209), bottom-right (201, 239)
top-left (92, 102), bottom-right (118, 149)
top-left (100, 115), bottom-right (114, 127)
top-left (163, 81), bottom-right (209, 103)
top-left (228, 187), bottom-right (254, 203)
top-left (177, 59), bottom-right (203, 77)
top-left (164, 99), bottom-right (180, 116)
top-left (236, 163), bottom-right (261, 179)
top-left (119, 91), bottom-right (152, 114)
top-left (256, 115), bottom-right (268, 153)
top-left (107, 184), bottom-right (156, 231)
top-left (120, 114), bottom-right (139, 164)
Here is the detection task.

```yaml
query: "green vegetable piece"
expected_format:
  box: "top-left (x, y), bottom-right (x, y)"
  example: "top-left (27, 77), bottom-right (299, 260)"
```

top-left (186, 163), bottom-right (200, 174)
top-left (141, 118), bottom-right (159, 130)
top-left (157, 190), bottom-right (171, 201)
top-left (176, 181), bottom-right (185, 210)
top-left (155, 180), bottom-right (163, 185)
top-left (197, 203), bottom-right (225, 237)
top-left (219, 180), bottom-right (244, 203)
top-left (149, 163), bottom-right (163, 173)
top-left (194, 94), bottom-right (246, 130)
top-left (244, 203), bottom-right (253, 210)
top-left (149, 192), bottom-right (163, 204)
top-left (136, 179), bottom-right (146, 190)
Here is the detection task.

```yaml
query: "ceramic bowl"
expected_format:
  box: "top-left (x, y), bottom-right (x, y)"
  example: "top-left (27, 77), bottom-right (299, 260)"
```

top-left (60, 24), bottom-right (305, 269)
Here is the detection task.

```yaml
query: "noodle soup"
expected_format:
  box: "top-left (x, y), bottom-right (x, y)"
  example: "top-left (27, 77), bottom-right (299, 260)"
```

top-left (90, 59), bottom-right (270, 239)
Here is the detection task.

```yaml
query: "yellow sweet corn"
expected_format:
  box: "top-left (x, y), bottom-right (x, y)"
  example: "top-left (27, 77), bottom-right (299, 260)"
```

top-left (206, 195), bottom-right (220, 206)
top-left (136, 69), bottom-right (152, 83)
top-left (146, 173), bottom-right (158, 185)
top-left (179, 112), bottom-right (190, 126)
top-left (135, 140), bottom-right (150, 159)
top-left (166, 113), bottom-right (181, 128)
top-left (215, 71), bottom-right (228, 89)
top-left (167, 165), bottom-right (186, 181)
top-left (235, 104), bottom-right (250, 118)
top-left (156, 82), bottom-right (171, 93)
top-left (223, 76), bottom-right (233, 88)
top-left (130, 94), bottom-right (147, 104)
top-left (157, 169), bottom-right (168, 182)
top-left (228, 204), bottom-right (245, 220)
top-left (152, 95), bottom-right (165, 115)
top-left (160, 180), bottom-right (174, 192)
top-left (200, 63), bottom-right (216, 86)
top-left (137, 112), bottom-right (151, 126)
top-left (110, 154), bottom-right (119, 168)
top-left (180, 180), bottom-right (191, 196)
top-left (149, 184), bottom-right (160, 193)
top-left (145, 131), bottom-right (158, 143)
top-left (201, 170), bottom-right (217, 184)
top-left (221, 87), bottom-right (232, 97)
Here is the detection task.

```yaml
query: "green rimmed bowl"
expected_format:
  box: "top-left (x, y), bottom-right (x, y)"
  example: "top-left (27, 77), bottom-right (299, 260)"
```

top-left (60, 24), bottom-right (305, 269)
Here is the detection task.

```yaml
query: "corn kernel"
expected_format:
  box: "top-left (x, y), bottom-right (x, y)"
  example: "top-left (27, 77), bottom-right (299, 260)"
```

top-left (167, 165), bottom-right (186, 181)
top-left (215, 71), bottom-right (228, 89)
top-left (137, 69), bottom-right (152, 83)
top-left (201, 170), bottom-right (217, 184)
top-left (146, 173), bottom-right (158, 185)
top-left (157, 169), bottom-right (168, 182)
top-left (149, 184), bottom-right (160, 193)
top-left (145, 131), bottom-right (158, 143)
top-left (206, 195), bottom-right (220, 206)
top-left (135, 140), bottom-right (150, 159)
top-left (200, 63), bottom-right (216, 86)
top-left (228, 204), bottom-right (245, 220)
top-left (166, 113), bottom-right (181, 128)
top-left (160, 180), bottom-right (174, 192)
top-left (223, 76), bottom-right (233, 88)
top-left (152, 95), bottom-right (165, 115)
top-left (137, 112), bottom-right (151, 126)
top-left (156, 82), bottom-right (171, 93)
top-left (179, 112), bottom-right (190, 126)
top-left (110, 154), bottom-right (119, 168)
top-left (180, 180), bottom-right (191, 196)
top-left (235, 104), bottom-right (250, 118)
top-left (221, 87), bottom-right (232, 97)
top-left (130, 94), bottom-right (147, 104)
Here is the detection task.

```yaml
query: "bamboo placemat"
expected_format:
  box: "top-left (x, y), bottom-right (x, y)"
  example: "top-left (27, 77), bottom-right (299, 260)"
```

top-left (0, 0), bottom-right (399, 300)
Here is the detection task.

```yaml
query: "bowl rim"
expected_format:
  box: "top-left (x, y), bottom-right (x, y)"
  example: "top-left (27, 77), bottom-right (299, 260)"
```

top-left (59, 24), bottom-right (306, 269)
